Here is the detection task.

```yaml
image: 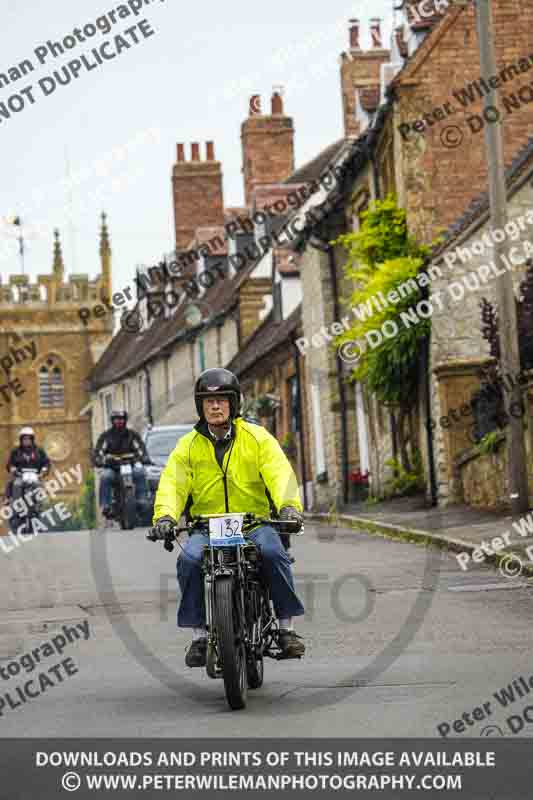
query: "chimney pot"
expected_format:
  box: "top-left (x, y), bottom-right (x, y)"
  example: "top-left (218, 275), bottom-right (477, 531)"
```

top-left (206, 141), bottom-right (215, 160)
top-left (177, 143), bottom-right (185, 162)
top-left (191, 142), bottom-right (200, 161)
top-left (271, 90), bottom-right (284, 115)
top-left (370, 18), bottom-right (382, 48)
top-left (249, 94), bottom-right (262, 115)
top-left (349, 18), bottom-right (360, 50)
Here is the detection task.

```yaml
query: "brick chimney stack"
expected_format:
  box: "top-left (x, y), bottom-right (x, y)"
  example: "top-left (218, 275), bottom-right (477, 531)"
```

top-left (370, 18), bottom-right (383, 48)
top-left (241, 90), bottom-right (295, 207)
top-left (171, 141), bottom-right (224, 252)
top-left (340, 18), bottom-right (390, 137)
top-left (271, 88), bottom-right (284, 114)
top-left (349, 18), bottom-right (360, 51)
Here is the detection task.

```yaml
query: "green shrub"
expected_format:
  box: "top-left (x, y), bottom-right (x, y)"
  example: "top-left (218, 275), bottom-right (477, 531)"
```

top-left (476, 430), bottom-right (502, 456)
top-left (384, 451), bottom-right (426, 498)
top-left (45, 470), bottom-right (97, 531)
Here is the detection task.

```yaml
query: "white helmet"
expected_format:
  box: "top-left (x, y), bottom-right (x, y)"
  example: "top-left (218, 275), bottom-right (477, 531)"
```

top-left (19, 427), bottom-right (35, 440)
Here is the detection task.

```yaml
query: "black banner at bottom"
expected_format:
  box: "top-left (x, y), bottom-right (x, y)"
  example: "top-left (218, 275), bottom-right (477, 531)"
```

top-left (0, 739), bottom-right (528, 799)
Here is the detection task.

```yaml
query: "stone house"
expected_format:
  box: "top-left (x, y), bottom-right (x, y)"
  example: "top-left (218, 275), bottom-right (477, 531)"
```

top-left (86, 92), bottom-right (316, 506)
top-left (283, 0), bottom-right (533, 510)
top-left (429, 138), bottom-right (533, 509)
top-left (0, 217), bottom-right (114, 529)
top-left (225, 245), bottom-right (313, 507)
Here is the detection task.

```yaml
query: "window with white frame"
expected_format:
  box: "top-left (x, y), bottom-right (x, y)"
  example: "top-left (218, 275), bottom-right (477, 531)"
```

top-left (101, 392), bottom-right (113, 427)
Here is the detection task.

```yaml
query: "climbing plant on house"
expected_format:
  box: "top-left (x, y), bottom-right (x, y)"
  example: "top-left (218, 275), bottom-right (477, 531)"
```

top-left (334, 194), bottom-right (435, 473)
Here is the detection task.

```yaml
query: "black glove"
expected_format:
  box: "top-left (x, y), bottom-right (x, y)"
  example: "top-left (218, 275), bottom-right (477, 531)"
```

top-left (153, 516), bottom-right (177, 551)
top-left (279, 506), bottom-right (303, 532)
top-left (94, 455), bottom-right (104, 468)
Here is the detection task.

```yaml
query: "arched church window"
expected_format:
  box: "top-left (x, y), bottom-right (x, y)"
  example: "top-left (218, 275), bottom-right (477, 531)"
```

top-left (39, 358), bottom-right (65, 407)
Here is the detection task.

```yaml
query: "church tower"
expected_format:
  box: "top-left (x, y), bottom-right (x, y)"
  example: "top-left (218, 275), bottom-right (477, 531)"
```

top-left (0, 217), bottom-right (114, 530)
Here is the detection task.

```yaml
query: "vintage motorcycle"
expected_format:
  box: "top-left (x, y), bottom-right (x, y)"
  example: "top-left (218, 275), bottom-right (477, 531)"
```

top-left (10, 467), bottom-right (45, 535)
top-left (147, 512), bottom-right (303, 710)
top-left (102, 453), bottom-right (145, 530)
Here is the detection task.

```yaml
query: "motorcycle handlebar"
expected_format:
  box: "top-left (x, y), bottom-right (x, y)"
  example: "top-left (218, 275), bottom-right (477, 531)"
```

top-left (146, 515), bottom-right (303, 544)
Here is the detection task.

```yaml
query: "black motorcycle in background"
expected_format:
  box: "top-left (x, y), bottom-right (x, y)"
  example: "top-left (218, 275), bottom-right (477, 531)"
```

top-left (102, 453), bottom-right (144, 530)
top-left (148, 512), bottom-right (303, 711)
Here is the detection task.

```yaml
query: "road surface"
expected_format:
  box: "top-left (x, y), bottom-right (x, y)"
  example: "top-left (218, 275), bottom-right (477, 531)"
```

top-left (1, 520), bottom-right (532, 738)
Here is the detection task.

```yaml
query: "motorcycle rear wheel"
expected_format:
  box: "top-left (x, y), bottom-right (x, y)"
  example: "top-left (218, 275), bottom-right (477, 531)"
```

top-left (215, 576), bottom-right (247, 710)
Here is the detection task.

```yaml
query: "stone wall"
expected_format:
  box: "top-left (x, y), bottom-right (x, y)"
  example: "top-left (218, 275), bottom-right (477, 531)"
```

top-left (456, 436), bottom-right (510, 511)
top-left (430, 176), bottom-right (533, 504)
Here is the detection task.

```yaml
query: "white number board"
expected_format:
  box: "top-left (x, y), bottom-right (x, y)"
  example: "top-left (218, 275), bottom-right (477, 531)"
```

top-left (208, 514), bottom-right (245, 546)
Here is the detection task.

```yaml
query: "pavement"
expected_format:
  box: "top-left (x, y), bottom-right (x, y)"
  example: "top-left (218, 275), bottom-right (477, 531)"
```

top-left (305, 495), bottom-right (533, 579)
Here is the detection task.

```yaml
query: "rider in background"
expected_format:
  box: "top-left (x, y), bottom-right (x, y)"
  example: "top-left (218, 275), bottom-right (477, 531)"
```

top-left (4, 427), bottom-right (50, 505)
top-left (152, 368), bottom-right (305, 668)
top-left (93, 410), bottom-right (150, 518)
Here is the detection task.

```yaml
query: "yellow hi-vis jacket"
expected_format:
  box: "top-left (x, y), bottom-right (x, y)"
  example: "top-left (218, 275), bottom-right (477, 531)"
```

top-left (153, 417), bottom-right (303, 523)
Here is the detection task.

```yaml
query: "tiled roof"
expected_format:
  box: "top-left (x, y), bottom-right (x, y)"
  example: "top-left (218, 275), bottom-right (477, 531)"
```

top-left (432, 136), bottom-right (533, 257)
top-left (88, 233), bottom-right (273, 390)
top-left (226, 305), bottom-right (302, 377)
top-left (89, 275), bottom-right (237, 390)
top-left (390, 3), bottom-right (462, 92)
top-left (253, 183), bottom-right (306, 210)
top-left (284, 139), bottom-right (350, 185)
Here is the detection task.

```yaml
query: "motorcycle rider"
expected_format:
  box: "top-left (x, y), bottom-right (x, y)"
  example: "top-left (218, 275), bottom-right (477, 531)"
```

top-left (5, 427), bottom-right (50, 505)
top-left (152, 367), bottom-right (305, 668)
top-left (93, 410), bottom-right (151, 518)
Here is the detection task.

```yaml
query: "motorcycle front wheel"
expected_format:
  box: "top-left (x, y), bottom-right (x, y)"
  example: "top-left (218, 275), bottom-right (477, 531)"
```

top-left (215, 576), bottom-right (247, 710)
top-left (120, 488), bottom-right (136, 530)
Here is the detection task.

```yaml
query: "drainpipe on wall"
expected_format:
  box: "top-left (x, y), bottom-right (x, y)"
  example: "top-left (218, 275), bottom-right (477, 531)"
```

top-left (290, 336), bottom-right (309, 511)
top-left (421, 334), bottom-right (438, 507)
top-left (310, 237), bottom-right (350, 508)
top-left (143, 365), bottom-right (154, 427)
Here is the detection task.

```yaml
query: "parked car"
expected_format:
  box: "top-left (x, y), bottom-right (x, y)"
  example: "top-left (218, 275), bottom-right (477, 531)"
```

top-left (142, 424), bottom-right (195, 522)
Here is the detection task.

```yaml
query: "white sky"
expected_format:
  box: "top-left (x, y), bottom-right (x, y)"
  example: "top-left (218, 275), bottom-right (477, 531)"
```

top-left (0, 0), bottom-right (395, 297)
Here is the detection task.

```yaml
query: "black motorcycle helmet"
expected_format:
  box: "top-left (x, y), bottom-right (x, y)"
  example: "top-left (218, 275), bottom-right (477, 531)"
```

top-left (194, 368), bottom-right (241, 419)
top-left (110, 410), bottom-right (128, 429)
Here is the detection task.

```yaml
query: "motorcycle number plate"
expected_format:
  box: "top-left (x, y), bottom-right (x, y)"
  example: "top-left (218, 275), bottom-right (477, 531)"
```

top-left (22, 471), bottom-right (39, 484)
top-left (208, 514), bottom-right (245, 546)
top-left (120, 463), bottom-right (133, 476)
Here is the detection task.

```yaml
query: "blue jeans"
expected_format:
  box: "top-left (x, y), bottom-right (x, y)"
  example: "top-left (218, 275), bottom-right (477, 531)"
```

top-left (99, 466), bottom-right (147, 507)
top-left (176, 525), bottom-right (304, 628)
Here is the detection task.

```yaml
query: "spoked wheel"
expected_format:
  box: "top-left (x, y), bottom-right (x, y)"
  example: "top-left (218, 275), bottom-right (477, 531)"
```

top-left (215, 576), bottom-right (247, 710)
